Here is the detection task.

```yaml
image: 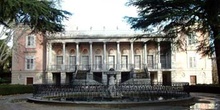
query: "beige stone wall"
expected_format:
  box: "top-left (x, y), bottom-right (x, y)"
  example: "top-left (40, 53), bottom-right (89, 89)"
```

top-left (11, 71), bottom-right (43, 84)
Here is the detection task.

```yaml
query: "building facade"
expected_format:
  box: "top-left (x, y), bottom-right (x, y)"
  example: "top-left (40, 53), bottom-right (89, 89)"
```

top-left (11, 30), bottom-right (213, 85)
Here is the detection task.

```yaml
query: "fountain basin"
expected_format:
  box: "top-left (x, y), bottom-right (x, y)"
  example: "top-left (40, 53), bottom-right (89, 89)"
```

top-left (30, 83), bottom-right (191, 107)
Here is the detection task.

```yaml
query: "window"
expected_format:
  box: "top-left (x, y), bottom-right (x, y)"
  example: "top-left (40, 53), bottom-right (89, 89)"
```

top-left (69, 56), bottom-right (76, 65)
top-left (189, 56), bottom-right (196, 68)
top-left (95, 56), bottom-right (102, 70)
top-left (108, 55), bottom-right (115, 69)
top-left (147, 55), bottom-right (154, 69)
top-left (188, 33), bottom-right (197, 45)
top-left (69, 56), bottom-right (76, 71)
top-left (134, 55), bottom-right (141, 69)
top-left (26, 34), bottom-right (36, 48)
top-left (56, 56), bottom-right (63, 70)
top-left (121, 55), bottom-right (128, 69)
top-left (26, 77), bottom-right (33, 85)
top-left (25, 56), bottom-right (35, 70)
top-left (82, 56), bottom-right (89, 70)
top-left (160, 55), bottom-right (166, 68)
top-left (56, 56), bottom-right (63, 65)
top-left (190, 75), bottom-right (197, 85)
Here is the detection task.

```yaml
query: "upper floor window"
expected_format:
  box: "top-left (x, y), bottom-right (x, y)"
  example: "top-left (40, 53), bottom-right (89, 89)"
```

top-left (26, 34), bottom-right (36, 48)
top-left (189, 56), bottom-right (196, 68)
top-left (188, 33), bottom-right (197, 45)
top-left (25, 56), bottom-right (35, 70)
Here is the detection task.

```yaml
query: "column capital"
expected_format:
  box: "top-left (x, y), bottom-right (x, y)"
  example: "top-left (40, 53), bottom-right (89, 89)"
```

top-left (157, 39), bottom-right (161, 42)
top-left (62, 42), bottom-right (66, 44)
top-left (89, 41), bottom-right (93, 44)
top-left (103, 41), bottom-right (106, 44)
top-left (144, 40), bottom-right (148, 43)
top-left (116, 41), bottom-right (120, 43)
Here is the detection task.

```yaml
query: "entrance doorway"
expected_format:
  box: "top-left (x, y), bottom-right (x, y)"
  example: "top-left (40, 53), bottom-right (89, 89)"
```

top-left (53, 73), bottom-right (61, 85)
top-left (121, 72), bottom-right (130, 83)
top-left (150, 72), bottom-right (157, 85)
top-left (162, 72), bottom-right (171, 86)
top-left (93, 72), bottom-right (102, 83)
top-left (66, 73), bottom-right (73, 84)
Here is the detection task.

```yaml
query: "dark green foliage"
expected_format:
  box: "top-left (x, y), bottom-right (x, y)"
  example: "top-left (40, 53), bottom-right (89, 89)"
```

top-left (126, 0), bottom-right (220, 84)
top-left (0, 78), bottom-right (10, 84)
top-left (0, 84), bottom-right (33, 95)
top-left (126, 0), bottom-right (220, 54)
top-left (186, 84), bottom-right (220, 94)
top-left (0, 0), bottom-right (71, 33)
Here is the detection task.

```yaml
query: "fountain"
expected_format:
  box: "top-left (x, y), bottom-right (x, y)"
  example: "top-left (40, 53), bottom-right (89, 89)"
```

top-left (29, 68), bottom-right (192, 106)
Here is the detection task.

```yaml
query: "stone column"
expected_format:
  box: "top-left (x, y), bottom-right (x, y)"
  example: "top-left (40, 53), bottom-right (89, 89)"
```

top-left (89, 42), bottom-right (93, 70)
top-left (130, 41), bottom-right (134, 68)
top-left (46, 42), bottom-right (52, 84)
top-left (158, 41), bottom-right (161, 69)
top-left (47, 42), bottom-right (52, 71)
top-left (103, 42), bottom-right (107, 84)
top-left (76, 42), bottom-right (79, 65)
top-left (117, 41), bottom-right (121, 70)
top-left (47, 72), bottom-right (53, 84)
top-left (62, 42), bottom-right (66, 71)
top-left (103, 42), bottom-right (107, 71)
top-left (144, 42), bottom-right (147, 66)
top-left (157, 71), bottom-right (163, 83)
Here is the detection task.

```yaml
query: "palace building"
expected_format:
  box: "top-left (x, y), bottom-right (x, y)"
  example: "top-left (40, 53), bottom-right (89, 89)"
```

top-left (11, 30), bottom-right (213, 85)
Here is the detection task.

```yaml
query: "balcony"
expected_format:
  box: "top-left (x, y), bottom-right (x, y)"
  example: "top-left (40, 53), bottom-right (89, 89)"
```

top-left (48, 62), bottom-right (171, 72)
top-left (49, 65), bottom-right (77, 72)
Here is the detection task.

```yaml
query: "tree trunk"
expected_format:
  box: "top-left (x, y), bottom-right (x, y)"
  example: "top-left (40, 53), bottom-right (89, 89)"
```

top-left (214, 39), bottom-right (220, 84)
top-left (0, 64), bottom-right (3, 73)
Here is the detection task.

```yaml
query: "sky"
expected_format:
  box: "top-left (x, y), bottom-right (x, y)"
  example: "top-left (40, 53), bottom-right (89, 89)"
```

top-left (61, 0), bottom-right (137, 31)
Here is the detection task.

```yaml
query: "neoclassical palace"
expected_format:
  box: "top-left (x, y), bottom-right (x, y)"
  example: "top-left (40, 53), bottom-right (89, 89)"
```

top-left (11, 30), bottom-right (213, 85)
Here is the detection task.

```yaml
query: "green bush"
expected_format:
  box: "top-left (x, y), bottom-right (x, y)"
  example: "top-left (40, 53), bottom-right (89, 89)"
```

top-left (0, 78), bottom-right (10, 84)
top-left (0, 84), bottom-right (33, 95)
top-left (186, 84), bottom-right (220, 94)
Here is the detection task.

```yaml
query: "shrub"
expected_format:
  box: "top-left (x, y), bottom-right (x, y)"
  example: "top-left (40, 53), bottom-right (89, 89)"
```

top-left (0, 84), bottom-right (33, 95)
top-left (0, 78), bottom-right (11, 84)
top-left (186, 84), bottom-right (220, 94)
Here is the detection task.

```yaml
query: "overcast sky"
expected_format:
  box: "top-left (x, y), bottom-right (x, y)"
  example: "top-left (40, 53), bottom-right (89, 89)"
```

top-left (61, 0), bottom-right (137, 31)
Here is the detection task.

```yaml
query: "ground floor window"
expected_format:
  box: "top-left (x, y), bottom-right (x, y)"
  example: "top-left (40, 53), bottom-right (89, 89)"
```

top-left (190, 75), bottom-right (197, 85)
top-left (25, 56), bottom-right (35, 70)
top-left (26, 77), bottom-right (33, 85)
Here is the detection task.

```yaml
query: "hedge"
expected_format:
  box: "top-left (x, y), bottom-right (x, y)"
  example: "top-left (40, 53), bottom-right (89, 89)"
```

top-left (0, 84), bottom-right (33, 95)
top-left (184, 84), bottom-right (220, 94)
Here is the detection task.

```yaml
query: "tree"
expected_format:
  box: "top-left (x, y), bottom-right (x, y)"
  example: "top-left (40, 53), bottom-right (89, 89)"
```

top-left (126, 0), bottom-right (220, 84)
top-left (0, 39), bottom-right (11, 73)
top-left (0, 0), bottom-right (71, 33)
top-left (0, 0), bottom-right (71, 83)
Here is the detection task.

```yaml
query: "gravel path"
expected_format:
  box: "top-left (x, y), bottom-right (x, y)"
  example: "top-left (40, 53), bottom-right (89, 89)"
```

top-left (0, 93), bottom-right (219, 110)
